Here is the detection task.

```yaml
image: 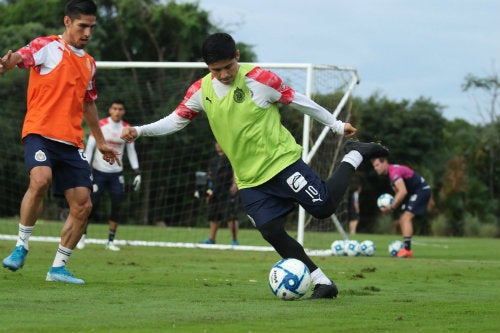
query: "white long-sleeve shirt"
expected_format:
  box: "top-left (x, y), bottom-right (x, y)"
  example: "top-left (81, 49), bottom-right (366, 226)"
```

top-left (136, 66), bottom-right (344, 137)
top-left (85, 117), bottom-right (139, 173)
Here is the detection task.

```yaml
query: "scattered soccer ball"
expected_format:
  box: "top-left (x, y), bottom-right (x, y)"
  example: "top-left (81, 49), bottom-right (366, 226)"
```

top-left (344, 240), bottom-right (361, 257)
top-left (360, 240), bottom-right (376, 256)
top-left (269, 258), bottom-right (311, 300)
top-left (388, 240), bottom-right (404, 256)
top-left (377, 193), bottom-right (394, 209)
top-left (331, 240), bottom-right (346, 256)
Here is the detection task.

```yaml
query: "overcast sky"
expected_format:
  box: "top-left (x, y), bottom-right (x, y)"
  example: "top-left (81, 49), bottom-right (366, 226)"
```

top-left (182, 0), bottom-right (500, 124)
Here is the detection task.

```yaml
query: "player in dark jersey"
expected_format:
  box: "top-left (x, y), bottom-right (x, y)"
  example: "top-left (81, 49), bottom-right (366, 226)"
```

top-left (371, 157), bottom-right (431, 258)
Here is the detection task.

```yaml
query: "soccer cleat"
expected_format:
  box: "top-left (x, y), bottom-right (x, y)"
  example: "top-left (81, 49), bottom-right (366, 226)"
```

top-left (343, 140), bottom-right (389, 160)
top-left (304, 281), bottom-right (339, 300)
top-left (231, 240), bottom-right (239, 246)
top-left (396, 248), bottom-right (413, 258)
top-left (105, 242), bottom-right (120, 251)
top-left (76, 235), bottom-right (86, 250)
top-left (46, 266), bottom-right (85, 284)
top-left (2, 245), bottom-right (28, 271)
top-left (201, 238), bottom-right (215, 244)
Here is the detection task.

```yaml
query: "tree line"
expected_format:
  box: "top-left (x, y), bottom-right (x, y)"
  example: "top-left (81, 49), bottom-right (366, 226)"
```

top-left (0, 0), bottom-right (498, 237)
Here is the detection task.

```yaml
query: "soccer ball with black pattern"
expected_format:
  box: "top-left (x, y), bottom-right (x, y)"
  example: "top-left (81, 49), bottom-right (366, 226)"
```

top-left (360, 240), bottom-right (376, 256)
top-left (268, 258), bottom-right (311, 300)
top-left (388, 240), bottom-right (404, 256)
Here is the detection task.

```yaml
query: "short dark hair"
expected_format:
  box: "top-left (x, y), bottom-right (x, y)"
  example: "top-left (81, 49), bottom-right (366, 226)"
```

top-left (111, 99), bottom-right (126, 109)
top-left (65, 0), bottom-right (97, 19)
top-left (202, 33), bottom-right (237, 65)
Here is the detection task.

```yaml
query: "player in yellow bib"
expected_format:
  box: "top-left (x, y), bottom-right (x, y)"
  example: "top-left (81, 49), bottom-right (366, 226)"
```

top-left (121, 33), bottom-right (388, 299)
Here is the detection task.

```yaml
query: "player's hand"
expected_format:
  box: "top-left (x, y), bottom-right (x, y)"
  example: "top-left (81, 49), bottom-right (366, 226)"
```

top-left (380, 206), bottom-right (393, 213)
top-left (98, 144), bottom-right (121, 166)
top-left (121, 127), bottom-right (138, 143)
top-left (133, 173), bottom-right (141, 191)
top-left (0, 50), bottom-right (13, 74)
top-left (343, 123), bottom-right (357, 137)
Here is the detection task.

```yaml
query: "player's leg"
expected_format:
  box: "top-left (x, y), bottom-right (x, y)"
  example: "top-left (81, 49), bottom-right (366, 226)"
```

top-left (46, 144), bottom-right (92, 284)
top-left (105, 192), bottom-right (124, 251)
top-left (3, 166), bottom-right (52, 271)
top-left (396, 211), bottom-right (415, 258)
top-left (259, 216), bottom-right (338, 300)
top-left (227, 219), bottom-right (239, 245)
top-left (201, 196), bottom-right (222, 244)
top-left (3, 135), bottom-right (54, 271)
top-left (104, 173), bottom-right (125, 251)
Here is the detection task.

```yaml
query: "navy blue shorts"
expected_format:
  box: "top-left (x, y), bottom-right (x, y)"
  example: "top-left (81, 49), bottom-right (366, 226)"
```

top-left (91, 169), bottom-right (125, 196)
top-left (403, 187), bottom-right (431, 217)
top-left (238, 159), bottom-right (334, 230)
top-left (23, 134), bottom-right (92, 196)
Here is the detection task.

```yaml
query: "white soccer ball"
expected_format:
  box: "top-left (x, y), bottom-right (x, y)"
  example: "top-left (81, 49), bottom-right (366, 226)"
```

top-left (269, 258), bottom-right (311, 300)
top-left (388, 240), bottom-right (404, 256)
top-left (360, 240), bottom-right (376, 256)
top-left (344, 240), bottom-right (361, 257)
top-left (331, 240), bottom-right (346, 256)
top-left (377, 193), bottom-right (394, 209)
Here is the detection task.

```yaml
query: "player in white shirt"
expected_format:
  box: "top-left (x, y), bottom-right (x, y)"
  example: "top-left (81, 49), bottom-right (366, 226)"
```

top-left (78, 99), bottom-right (141, 251)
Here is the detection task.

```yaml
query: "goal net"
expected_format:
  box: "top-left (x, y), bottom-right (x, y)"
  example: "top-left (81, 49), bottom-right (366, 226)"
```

top-left (0, 61), bottom-right (359, 253)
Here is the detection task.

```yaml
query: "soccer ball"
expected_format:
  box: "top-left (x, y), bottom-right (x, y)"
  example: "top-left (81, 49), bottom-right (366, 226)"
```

top-left (388, 240), bottom-right (404, 256)
top-left (344, 240), bottom-right (361, 257)
top-left (269, 258), bottom-right (311, 300)
top-left (377, 193), bottom-right (394, 209)
top-left (331, 240), bottom-right (346, 256)
top-left (360, 240), bottom-right (376, 256)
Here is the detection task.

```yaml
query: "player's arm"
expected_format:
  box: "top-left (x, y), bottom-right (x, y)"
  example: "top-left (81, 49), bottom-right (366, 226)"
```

top-left (290, 92), bottom-right (356, 137)
top-left (83, 101), bottom-right (121, 166)
top-left (381, 179), bottom-right (407, 213)
top-left (125, 140), bottom-right (141, 191)
top-left (0, 50), bottom-right (23, 74)
top-left (84, 135), bottom-right (97, 165)
top-left (122, 81), bottom-right (203, 142)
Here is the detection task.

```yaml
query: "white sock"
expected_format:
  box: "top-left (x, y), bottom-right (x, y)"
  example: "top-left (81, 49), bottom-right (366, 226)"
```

top-left (342, 151), bottom-right (363, 169)
top-left (16, 224), bottom-right (34, 250)
top-left (52, 245), bottom-right (73, 267)
top-left (310, 268), bottom-right (332, 285)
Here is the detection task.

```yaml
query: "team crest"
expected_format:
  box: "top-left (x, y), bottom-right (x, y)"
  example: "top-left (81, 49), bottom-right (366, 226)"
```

top-left (233, 87), bottom-right (245, 103)
top-left (34, 150), bottom-right (46, 162)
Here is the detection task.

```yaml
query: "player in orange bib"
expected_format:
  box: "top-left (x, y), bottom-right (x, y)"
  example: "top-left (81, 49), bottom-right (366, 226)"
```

top-left (0, 0), bottom-right (120, 284)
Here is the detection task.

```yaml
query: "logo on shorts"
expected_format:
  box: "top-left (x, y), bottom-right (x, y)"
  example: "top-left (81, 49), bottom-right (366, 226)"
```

top-left (34, 150), bottom-right (46, 162)
top-left (287, 172), bottom-right (307, 192)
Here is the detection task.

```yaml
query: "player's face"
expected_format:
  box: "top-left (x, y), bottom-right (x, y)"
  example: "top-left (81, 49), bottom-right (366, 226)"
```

top-left (207, 51), bottom-right (240, 85)
top-left (109, 103), bottom-right (125, 122)
top-left (63, 15), bottom-right (96, 49)
top-left (372, 159), bottom-right (388, 175)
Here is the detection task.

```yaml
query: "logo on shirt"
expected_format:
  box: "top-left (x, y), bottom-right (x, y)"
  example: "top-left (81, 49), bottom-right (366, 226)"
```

top-left (233, 87), bottom-right (245, 103)
top-left (34, 150), bottom-right (46, 162)
top-left (287, 172), bottom-right (307, 192)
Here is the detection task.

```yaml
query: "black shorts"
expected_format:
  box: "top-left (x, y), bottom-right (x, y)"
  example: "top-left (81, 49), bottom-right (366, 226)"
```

top-left (207, 195), bottom-right (239, 222)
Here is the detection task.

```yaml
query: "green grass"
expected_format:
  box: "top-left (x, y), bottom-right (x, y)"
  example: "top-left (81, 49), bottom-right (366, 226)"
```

top-left (0, 220), bottom-right (499, 333)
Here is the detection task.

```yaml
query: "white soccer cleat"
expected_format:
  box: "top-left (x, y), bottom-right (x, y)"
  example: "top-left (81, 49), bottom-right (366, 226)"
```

top-left (105, 242), bottom-right (120, 251)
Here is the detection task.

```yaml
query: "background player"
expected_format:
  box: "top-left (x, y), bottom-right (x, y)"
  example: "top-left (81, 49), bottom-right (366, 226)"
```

top-left (201, 142), bottom-right (240, 245)
top-left (121, 33), bottom-right (388, 299)
top-left (0, 0), bottom-right (120, 284)
top-left (371, 157), bottom-right (431, 258)
top-left (78, 99), bottom-right (141, 251)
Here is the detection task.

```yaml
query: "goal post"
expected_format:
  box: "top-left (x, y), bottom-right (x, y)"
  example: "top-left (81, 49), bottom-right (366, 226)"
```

top-left (0, 61), bottom-right (359, 251)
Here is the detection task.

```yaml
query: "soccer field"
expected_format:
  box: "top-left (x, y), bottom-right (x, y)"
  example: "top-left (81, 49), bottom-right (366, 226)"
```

top-left (0, 224), bottom-right (499, 333)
